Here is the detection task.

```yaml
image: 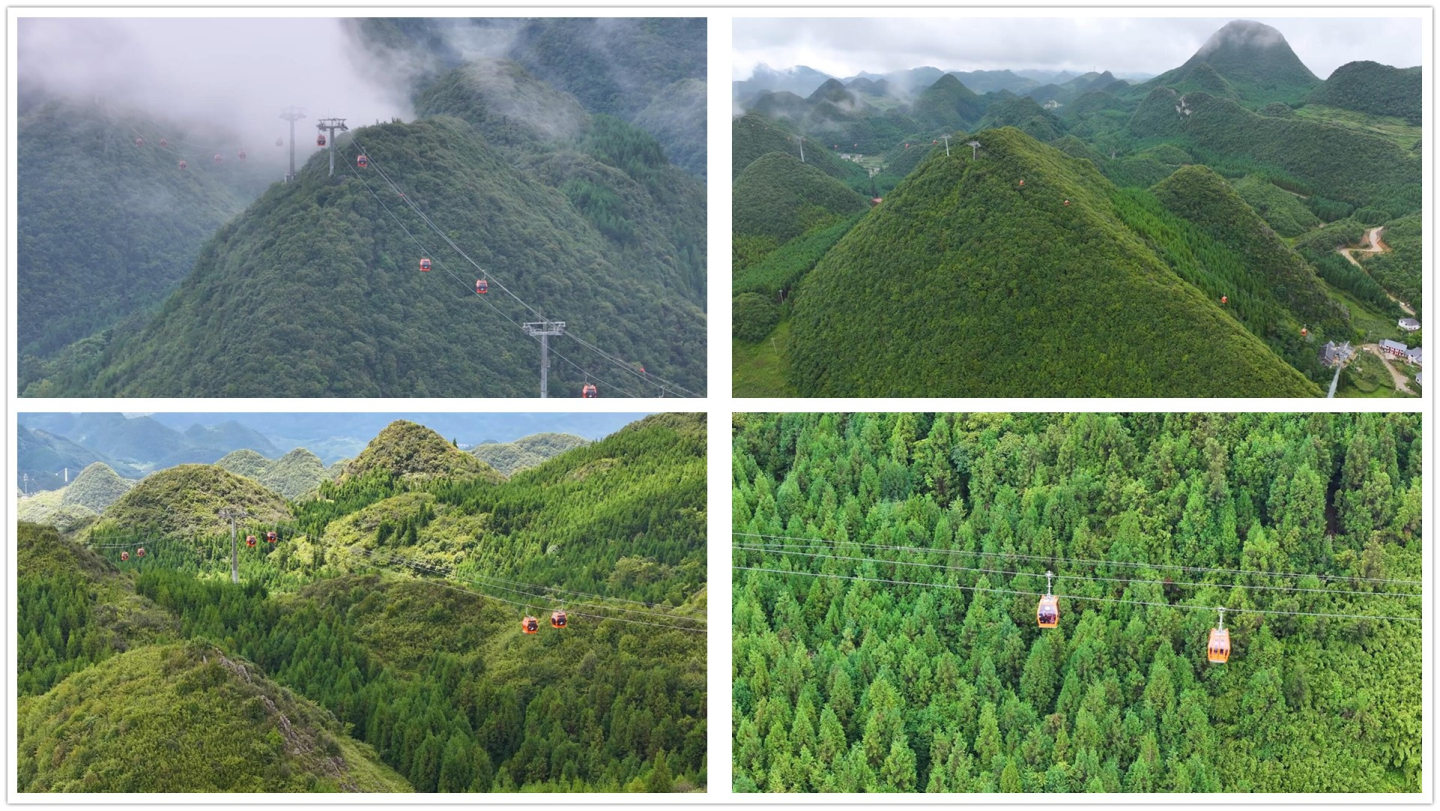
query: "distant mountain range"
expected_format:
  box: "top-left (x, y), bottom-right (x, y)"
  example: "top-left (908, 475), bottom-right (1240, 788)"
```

top-left (735, 63), bottom-right (1155, 103)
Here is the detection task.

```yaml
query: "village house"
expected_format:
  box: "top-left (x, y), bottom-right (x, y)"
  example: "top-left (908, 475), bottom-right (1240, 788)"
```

top-left (1398, 317), bottom-right (1421, 332)
top-left (1405, 346), bottom-right (1423, 366)
top-left (1379, 339), bottom-right (1408, 359)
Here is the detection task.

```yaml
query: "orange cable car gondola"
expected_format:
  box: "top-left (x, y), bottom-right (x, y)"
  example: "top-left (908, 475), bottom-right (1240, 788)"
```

top-left (1037, 570), bottom-right (1059, 629)
top-left (136, 547), bottom-right (146, 558)
top-left (521, 616), bottom-right (540, 635)
top-left (120, 550), bottom-right (130, 562)
top-left (246, 534), bottom-right (257, 548)
top-left (1301, 326), bottom-right (1309, 337)
top-left (357, 154), bottom-right (369, 168)
top-left (551, 610), bottom-right (568, 629)
top-left (1207, 608), bottom-right (1230, 664)
top-left (266, 531), bottom-right (278, 544)
top-left (582, 383), bottom-right (598, 399)
top-left (476, 279), bottom-right (488, 294)
top-left (317, 133), bottom-right (326, 147)
top-left (419, 258), bottom-right (432, 272)
top-left (1221, 295), bottom-right (1228, 305)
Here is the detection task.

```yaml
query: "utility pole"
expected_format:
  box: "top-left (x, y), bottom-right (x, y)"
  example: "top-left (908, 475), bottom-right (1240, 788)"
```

top-left (966, 140), bottom-right (982, 160)
top-left (279, 107), bottom-right (306, 182)
top-left (63, 467), bottom-right (69, 483)
top-left (522, 319), bottom-right (566, 398)
top-left (940, 134), bottom-right (952, 157)
top-left (316, 118), bottom-right (349, 177)
top-left (21, 473), bottom-right (28, 496)
top-left (794, 135), bottom-right (805, 163)
top-left (218, 507), bottom-right (249, 584)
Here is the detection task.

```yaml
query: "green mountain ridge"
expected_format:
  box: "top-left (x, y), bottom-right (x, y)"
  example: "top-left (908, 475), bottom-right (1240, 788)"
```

top-left (469, 432), bottom-right (592, 475)
top-left (88, 464), bottom-right (292, 540)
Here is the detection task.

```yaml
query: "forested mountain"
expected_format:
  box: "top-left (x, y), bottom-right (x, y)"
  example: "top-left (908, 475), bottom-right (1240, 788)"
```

top-left (470, 432), bottom-right (591, 475)
top-left (730, 18), bottom-right (1420, 397)
top-left (785, 128), bottom-right (1318, 397)
top-left (216, 447), bottom-right (329, 499)
top-left (16, 97), bottom-right (272, 390)
top-left (732, 412), bottom-right (1421, 792)
top-left (18, 413), bottom-right (707, 793)
top-left (1310, 61), bottom-right (1421, 124)
top-left (21, 18), bottom-right (706, 399)
top-left (17, 462), bottom-right (135, 533)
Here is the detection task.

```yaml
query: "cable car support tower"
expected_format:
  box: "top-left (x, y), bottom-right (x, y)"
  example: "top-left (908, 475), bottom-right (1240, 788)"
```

top-left (218, 506), bottom-right (249, 584)
top-left (317, 118), bottom-right (349, 177)
top-left (279, 106), bottom-right (306, 182)
top-left (523, 318), bottom-right (566, 398)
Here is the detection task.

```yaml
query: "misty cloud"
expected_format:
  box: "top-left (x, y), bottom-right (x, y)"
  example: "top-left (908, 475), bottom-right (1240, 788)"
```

top-left (733, 16), bottom-right (1422, 82)
top-left (18, 17), bottom-right (413, 163)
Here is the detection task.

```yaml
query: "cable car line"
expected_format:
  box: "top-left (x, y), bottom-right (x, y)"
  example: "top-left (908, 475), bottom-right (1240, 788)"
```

top-left (348, 171), bottom-right (642, 400)
top-left (732, 531), bottom-right (1422, 586)
top-left (732, 542), bottom-right (1421, 599)
top-left (732, 565), bottom-right (1422, 623)
top-left (349, 136), bottom-right (698, 398)
top-left (346, 547), bottom-right (707, 634)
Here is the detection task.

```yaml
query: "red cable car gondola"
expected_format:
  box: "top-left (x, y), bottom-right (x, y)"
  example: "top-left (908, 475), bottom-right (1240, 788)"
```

top-left (582, 383), bottom-right (598, 398)
top-left (1301, 327), bottom-right (1309, 337)
top-left (1063, 199), bottom-right (1071, 207)
top-left (213, 154), bottom-right (223, 164)
top-left (120, 551), bottom-right (130, 562)
top-left (1207, 608), bottom-right (1230, 664)
top-left (1036, 571), bottom-right (1058, 629)
top-left (246, 534), bottom-right (257, 548)
top-left (1221, 295), bottom-right (1228, 305)
top-left (521, 616), bottom-right (540, 634)
top-left (551, 610), bottom-right (567, 629)
top-left (317, 133), bottom-right (326, 147)
top-left (159, 138), bottom-right (169, 148)
top-left (136, 547), bottom-right (145, 558)
top-left (134, 137), bottom-right (144, 147)
top-left (419, 258), bottom-right (432, 272)
top-left (238, 150), bottom-right (247, 160)
top-left (266, 531), bottom-right (278, 544)
top-left (476, 279), bottom-right (488, 294)
top-left (178, 160), bottom-right (188, 170)
top-left (357, 154), bottom-right (369, 168)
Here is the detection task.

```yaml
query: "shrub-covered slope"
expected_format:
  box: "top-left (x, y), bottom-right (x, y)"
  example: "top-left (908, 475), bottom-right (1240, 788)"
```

top-left (217, 447), bottom-right (329, 499)
top-left (88, 464), bottom-right (291, 539)
top-left (18, 641), bottom-right (410, 792)
top-left (470, 432), bottom-right (591, 475)
top-left (344, 420), bottom-right (503, 484)
top-left (36, 116), bottom-right (705, 397)
top-left (787, 128), bottom-right (1319, 397)
top-left (733, 112), bottom-right (867, 182)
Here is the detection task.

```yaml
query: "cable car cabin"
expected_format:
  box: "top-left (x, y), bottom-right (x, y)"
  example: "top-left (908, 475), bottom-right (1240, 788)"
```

top-left (276, 138), bottom-right (284, 147)
top-left (1221, 296), bottom-right (1228, 305)
top-left (1037, 595), bottom-right (1059, 629)
top-left (551, 610), bottom-right (568, 629)
top-left (1301, 328), bottom-right (1309, 337)
top-left (120, 551), bottom-right (130, 562)
top-left (266, 531), bottom-right (278, 544)
top-left (134, 137), bottom-right (144, 146)
top-left (246, 534), bottom-right (257, 548)
top-left (1063, 199), bottom-right (1071, 207)
top-left (357, 155), bottom-right (369, 168)
top-left (1207, 628), bottom-right (1231, 664)
top-left (178, 160), bottom-right (188, 170)
top-left (521, 616), bottom-right (540, 635)
top-left (238, 150), bottom-right (247, 160)
top-left (476, 279), bottom-right (488, 294)
top-left (419, 258), bottom-right (432, 272)
top-left (317, 133), bottom-right (327, 147)
top-left (213, 154), bottom-right (223, 164)
top-left (136, 547), bottom-right (146, 558)
top-left (582, 383), bottom-right (598, 398)
top-left (159, 138), bottom-right (169, 148)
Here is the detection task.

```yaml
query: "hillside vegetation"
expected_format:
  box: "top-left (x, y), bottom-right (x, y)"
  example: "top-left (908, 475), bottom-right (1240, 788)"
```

top-left (733, 412), bottom-right (1421, 792)
top-left (217, 447), bottom-right (329, 499)
top-left (87, 464), bottom-right (292, 539)
top-left (18, 413), bottom-right (708, 793)
top-left (786, 128), bottom-right (1319, 397)
top-left (470, 433), bottom-right (591, 475)
top-left (1310, 61), bottom-right (1420, 125)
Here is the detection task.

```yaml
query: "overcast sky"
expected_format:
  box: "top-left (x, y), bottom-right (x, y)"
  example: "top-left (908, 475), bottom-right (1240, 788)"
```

top-left (733, 17), bottom-right (1422, 81)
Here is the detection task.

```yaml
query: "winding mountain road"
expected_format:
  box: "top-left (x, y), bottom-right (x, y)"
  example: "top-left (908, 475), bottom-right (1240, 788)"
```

top-left (1338, 226), bottom-right (1414, 315)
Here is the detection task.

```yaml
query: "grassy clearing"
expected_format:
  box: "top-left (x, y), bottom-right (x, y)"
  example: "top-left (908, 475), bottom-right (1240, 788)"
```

top-left (1293, 104), bottom-right (1422, 150)
top-left (732, 318), bottom-right (797, 397)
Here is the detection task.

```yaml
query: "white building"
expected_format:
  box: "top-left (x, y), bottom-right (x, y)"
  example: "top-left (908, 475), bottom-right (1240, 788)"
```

top-left (1399, 317), bottom-right (1421, 332)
